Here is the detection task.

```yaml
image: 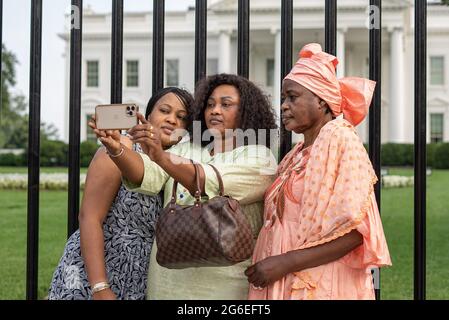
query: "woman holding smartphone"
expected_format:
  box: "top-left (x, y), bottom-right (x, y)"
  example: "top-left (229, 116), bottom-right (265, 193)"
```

top-left (89, 74), bottom-right (278, 299)
top-left (48, 87), bottom-right (194, 300)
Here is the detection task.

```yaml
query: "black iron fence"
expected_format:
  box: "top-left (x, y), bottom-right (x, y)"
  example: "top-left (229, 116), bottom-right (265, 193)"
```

top-left (18, 0), bottom-right (428, 300)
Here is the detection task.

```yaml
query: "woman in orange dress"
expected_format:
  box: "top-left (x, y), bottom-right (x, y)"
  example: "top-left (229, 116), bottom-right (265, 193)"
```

top-left (246, 43), bottom-right (391, 300)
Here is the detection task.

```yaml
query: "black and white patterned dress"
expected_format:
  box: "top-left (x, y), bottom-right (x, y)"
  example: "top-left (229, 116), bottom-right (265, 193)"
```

top-left (48, 145), bottom-right (162, 300)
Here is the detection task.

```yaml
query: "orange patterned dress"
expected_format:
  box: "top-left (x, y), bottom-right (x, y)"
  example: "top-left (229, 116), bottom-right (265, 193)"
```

top-left (249, 119), bottom-right (391, 300)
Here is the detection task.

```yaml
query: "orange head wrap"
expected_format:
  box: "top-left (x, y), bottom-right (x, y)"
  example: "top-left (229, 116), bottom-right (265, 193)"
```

top-left (284, 43), bottom-right (376, 126)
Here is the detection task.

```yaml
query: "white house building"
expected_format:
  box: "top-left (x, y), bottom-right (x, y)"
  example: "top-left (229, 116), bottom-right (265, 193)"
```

top-left (60, 0), bottom-right (449, 144)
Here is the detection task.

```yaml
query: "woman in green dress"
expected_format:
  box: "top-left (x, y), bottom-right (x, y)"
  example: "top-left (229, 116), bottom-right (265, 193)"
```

top-left (90, 74), bottom-right (278, 299)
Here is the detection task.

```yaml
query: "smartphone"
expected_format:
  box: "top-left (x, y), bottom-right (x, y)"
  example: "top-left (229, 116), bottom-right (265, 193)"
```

top-left (95, 104), bottom-right (139, 130)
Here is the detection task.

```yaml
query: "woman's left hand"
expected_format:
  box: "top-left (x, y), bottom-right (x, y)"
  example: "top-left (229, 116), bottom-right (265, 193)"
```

top-left (128, 113), bottom-right (164, 163)
top-left (245, 255), bottom-right (291, 289)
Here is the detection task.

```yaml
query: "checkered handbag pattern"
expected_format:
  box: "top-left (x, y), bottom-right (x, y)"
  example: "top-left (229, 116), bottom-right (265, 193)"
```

top-left (155, 164), bottom-right (255, 269)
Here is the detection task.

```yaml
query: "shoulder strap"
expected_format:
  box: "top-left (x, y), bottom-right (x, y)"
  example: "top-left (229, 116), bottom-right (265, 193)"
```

top-left (171, 161), bottom-right (201, 204)
top-left (208, 164), bottom-right (224, 196)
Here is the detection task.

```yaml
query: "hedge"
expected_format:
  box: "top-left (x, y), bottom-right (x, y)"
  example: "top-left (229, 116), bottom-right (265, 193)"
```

top-left (1, 141), bottom-right (448, 168)
top-left (298, 142), bottom-right (449, 168)
top-left (40, 140), bottom-right (69, 167)
top-left (380, 143), bottom-right (449, 168)
top-left (381, 143), bottom-right (414, 166)
top-left (427, 143), bottom-right (440, 168)
top-left (80, 140), bottom-right (100, 167)
top-left (0, 153), bottom-right (26, 166)
top-left (0, 140), bottom-right (100, 167)
top-left (434, 143), bottom-right (449, 169)
top-left (358, 143), bottom-right (447, 168)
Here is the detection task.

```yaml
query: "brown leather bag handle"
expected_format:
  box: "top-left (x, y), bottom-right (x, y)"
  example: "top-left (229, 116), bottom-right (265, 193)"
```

top-left (208, 164), bottom-right (224, 197)
top-left (170, 162), bottom-right (226, 205)
top-left (171, 162), bottom-right (202, 205)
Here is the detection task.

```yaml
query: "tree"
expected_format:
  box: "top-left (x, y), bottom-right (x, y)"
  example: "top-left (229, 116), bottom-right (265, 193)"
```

top-left (0, 45), bottom-right (25, 148)
top-left (0, 45), bottom-right (59, 149)
top-left (443, 0), bottom-right (449, 6)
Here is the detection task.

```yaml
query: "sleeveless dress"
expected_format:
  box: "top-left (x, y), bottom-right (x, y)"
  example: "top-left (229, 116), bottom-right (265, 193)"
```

top-left (48, 144), bottom-right (162, 300)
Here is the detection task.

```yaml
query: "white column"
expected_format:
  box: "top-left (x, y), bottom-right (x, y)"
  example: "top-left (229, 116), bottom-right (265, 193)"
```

top-left (389, 27), bottom-right (406, 142)
top-left (218, 30), bottom-right (231, 73)
top-left (64, 46), bottom-right (70, 143)
top-left (336, 29), bottom-right (346, 77)
top-left (272, 28), bottom-right (282, 127)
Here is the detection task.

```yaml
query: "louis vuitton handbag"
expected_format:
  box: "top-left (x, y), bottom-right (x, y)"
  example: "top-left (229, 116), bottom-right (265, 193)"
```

top-left (155, 163), bottom-right (255, 269)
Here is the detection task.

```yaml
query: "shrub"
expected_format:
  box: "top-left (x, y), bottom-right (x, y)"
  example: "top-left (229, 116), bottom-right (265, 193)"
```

top-left (80, 140), bottom-right (100, 167)
top-left (0, 153), bottom-right (26, 166)
top-left (40, 140), bottom-right (69, 167)
top-left (427, 143), bottom-right (440, 168)
top-left (381, 143), bottom-right (414, 166)
top-left (1, 139), bottom-right (100, 168)
top-left (434, 143), bottom-right (449, 169)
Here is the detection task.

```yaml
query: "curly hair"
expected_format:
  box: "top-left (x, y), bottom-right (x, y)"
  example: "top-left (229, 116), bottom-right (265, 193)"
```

top-left (189, 73), bottom-right (278, 147)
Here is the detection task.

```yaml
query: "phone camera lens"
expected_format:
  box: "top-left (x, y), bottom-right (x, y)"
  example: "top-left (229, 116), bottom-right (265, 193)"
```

top-left (127, 106), bottom-right (131, 111)
top-left (131, 106), bottom-right (135, 111)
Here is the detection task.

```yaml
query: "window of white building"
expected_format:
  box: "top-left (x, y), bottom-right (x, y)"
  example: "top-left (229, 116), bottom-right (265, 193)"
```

top-left (166, 59), bottom-right (179, 86)
top-left (430, 113), bottom-right (444, 143)
top-left (266, 58), bottom-right (274, 87)
top-left (430, 56), bottom-right (445, 86)
top-left (86, 114), bottom-right (97, 142)
top-left (207, 58), bottom-right (218, 75)
top-left (87, 60), bottom-right (99, 87)
top-left (126, 60), bottom-right (139, 87)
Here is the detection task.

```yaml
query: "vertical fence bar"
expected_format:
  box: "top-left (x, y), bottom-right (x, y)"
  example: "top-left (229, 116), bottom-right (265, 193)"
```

top-left (111, 0), bottom-right (123, 103)
top-left (325, 0), bottom-right (337, 55)
top-left (26, 0), bottom-right (42, 300)
top-left (195, 0), bottom-right (207, 85)
top-left (414, 0), bottom-right (427, 301)
top-left (368, 0), bottom-right (382, 300)
top-left (152, 0), bottom-right (165, 94)
top-left (237, 0), bottom-right (249, 78)
top-left (279, 0), bottom-right (293, 159)
top-left (67, 0), bottom-right (83, 237)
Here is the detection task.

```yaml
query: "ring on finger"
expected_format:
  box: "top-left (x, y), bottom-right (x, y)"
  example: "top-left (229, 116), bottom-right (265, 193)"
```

top-left (251, 284), bottom-right (264, 291)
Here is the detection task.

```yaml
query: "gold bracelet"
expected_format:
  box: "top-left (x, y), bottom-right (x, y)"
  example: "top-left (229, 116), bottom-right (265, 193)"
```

top-left (106, 146), bottom-right (124, 158)
top-left (91, 281), bottom-right (110, 294)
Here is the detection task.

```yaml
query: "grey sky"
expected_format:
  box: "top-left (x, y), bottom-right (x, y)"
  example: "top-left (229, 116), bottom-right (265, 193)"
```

top-left (3, 0), bottom-right (195, 139)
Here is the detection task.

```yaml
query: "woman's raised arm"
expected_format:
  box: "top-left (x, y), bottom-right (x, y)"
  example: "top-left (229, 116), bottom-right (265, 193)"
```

top-left (88, 116), bottom-right (145, 185)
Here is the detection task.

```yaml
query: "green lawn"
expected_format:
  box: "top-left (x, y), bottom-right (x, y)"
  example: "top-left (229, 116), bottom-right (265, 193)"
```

top-left (0, 169), bottom-right (448, 300)
top-left (380, 169), bottom-right (449, 299)
top-left (0, 190), bottom-right (77, 299)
